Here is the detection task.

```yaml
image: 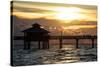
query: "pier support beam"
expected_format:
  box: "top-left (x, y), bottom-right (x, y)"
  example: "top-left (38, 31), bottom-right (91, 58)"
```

top-left (47, 40), bottom-right (49, 49)
top-left (76, 39), bottom-right (79, 48)
top-left (24, 33), bottom-right (31, 50)
top-left (24, 41), bottom-right (27, 50)
top-left (42, 41), bottom-right (46, 49)
top-left (92, 39), bottom-right (95, 48)
top-left (27, 41), bottom-right (31, 49)
top-left (59, 38), bottom-right (63, 49)
top-left (42, 41), bottom-right (49, 49)
top-left (38, 41), bottom-right (41, 49)
top-left (24, 41), bottom-right (30, 50)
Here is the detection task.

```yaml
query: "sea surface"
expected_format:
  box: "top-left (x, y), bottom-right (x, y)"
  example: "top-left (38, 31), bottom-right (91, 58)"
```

top-left (12, 40), bottom-right (97, 66)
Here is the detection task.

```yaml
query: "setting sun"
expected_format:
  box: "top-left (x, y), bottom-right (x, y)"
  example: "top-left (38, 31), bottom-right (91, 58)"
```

top-left (55, 13), bottom-right (81, 20)
top-left (54, 7), bottom-right (82, 20)
top-left (53, 7), bottom-right (81, 13)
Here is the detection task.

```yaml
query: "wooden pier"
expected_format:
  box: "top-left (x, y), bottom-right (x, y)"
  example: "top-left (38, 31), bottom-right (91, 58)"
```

top-left (14, 35), bottom-right (97, 49)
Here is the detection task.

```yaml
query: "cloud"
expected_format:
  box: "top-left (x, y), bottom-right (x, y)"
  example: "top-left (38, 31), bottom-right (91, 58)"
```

top-left (11, 1), bottom-right (97, 21)
top-left (13, 1), bottom-right (97, 12)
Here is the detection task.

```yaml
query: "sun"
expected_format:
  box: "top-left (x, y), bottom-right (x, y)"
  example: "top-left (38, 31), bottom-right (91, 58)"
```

top-left (53, 7), bottom-right (81, 13)
top-left (54, 7), bottom-right (82, 20)
top-left (56, 13), bottom-right (81, 20)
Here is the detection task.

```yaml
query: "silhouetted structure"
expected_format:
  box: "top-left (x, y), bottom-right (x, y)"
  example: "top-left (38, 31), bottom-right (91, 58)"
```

top-left (22, 23), bottom-right (50, 50)
top-left (14, 35), bottom-right (97, 49)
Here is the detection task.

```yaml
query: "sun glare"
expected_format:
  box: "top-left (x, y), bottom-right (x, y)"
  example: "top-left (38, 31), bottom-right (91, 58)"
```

top-left (56, 13), bottom-right (81, 20)
top-left (54, 7), bottom-right (82, 20)
top-left (54, 7), bottom-right (81, 13)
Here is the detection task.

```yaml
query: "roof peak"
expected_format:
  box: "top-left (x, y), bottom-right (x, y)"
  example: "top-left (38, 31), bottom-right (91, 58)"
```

top-left (32, 23), bottom-right (41, 28)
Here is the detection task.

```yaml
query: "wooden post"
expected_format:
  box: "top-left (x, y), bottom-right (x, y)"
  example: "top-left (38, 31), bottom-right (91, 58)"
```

top-left (42, 41), bottom-right (45, 49)
top-left (24, 41), bottom-right (30, 50)
top-left (92, 39), bottom-right (94, 48)
top-left (24, 41), bottom-right (27, 50)
top-left (24, 33), bottom-right (27, 50)
top-left (59, 30), bottom-right (63, 49)
top-left (45, 40), bottom-right (49, 49)
top-left (76, 39), bottom-right (79, 48)
top-left (27, 41), bottom-right (30, 49)
top-left (44, 41), bottom-right (47, 49)
top-left (38, 41), bottom-right (41, 49)
top-left (59, 38), bottom-right (63, 49)
top-left (47, 40), bottom-right (49, 49)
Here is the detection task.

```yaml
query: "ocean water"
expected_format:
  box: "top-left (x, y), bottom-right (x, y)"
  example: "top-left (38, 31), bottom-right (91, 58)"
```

top-left (12, 40), bottom-right (97, 66)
